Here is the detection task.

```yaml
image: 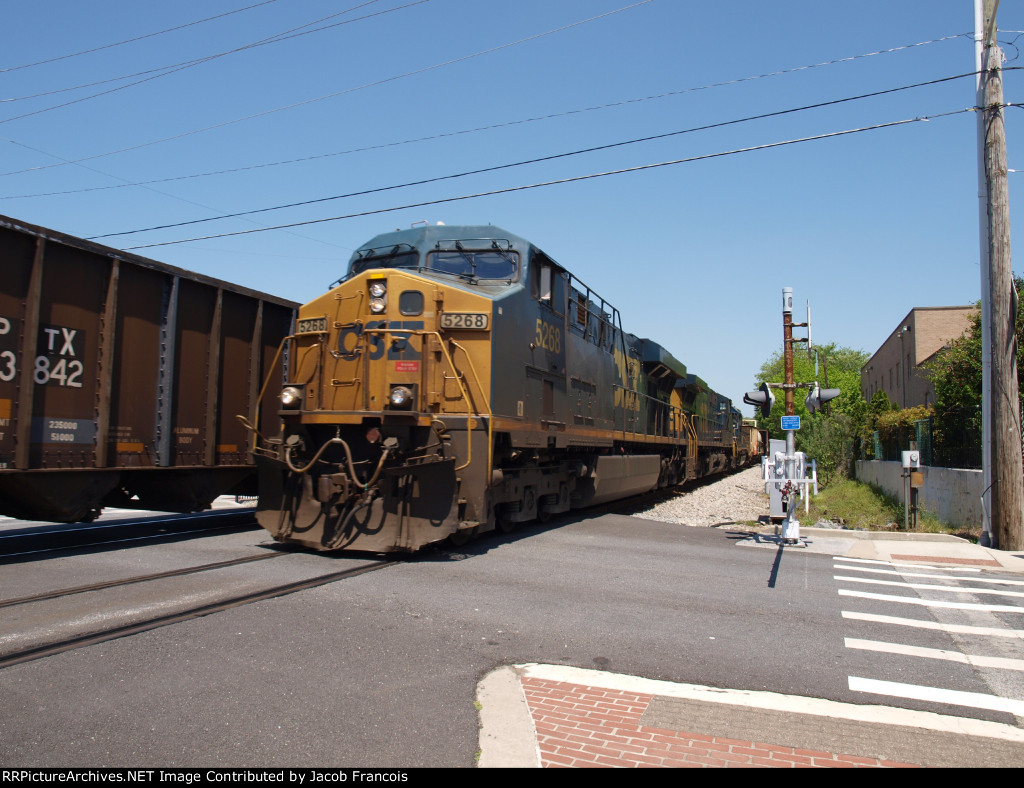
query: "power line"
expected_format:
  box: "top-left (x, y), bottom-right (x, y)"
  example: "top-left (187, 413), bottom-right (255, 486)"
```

top-left (89, 72), bottom-right (979, 240)
top-left (0, 125), bottom-right (353, 253)
top-left (0, 1), bottom-right (422, 125)
top-left (124, 109), bottom-right (974, 250)
top-left (0, 0), bottom-right (394, 104)
top-left (1, 33), bottom-right (972, 194)
top-left (0, 0), bottom-right (281, 73)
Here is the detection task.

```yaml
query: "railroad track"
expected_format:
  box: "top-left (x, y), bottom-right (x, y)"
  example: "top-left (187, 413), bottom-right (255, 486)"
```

top-left (0, 553), bottom-right (398, 670)
top-left (0, 508), bottom-right (259, 559)
top-left (0, 552), bottom-right (285, 609)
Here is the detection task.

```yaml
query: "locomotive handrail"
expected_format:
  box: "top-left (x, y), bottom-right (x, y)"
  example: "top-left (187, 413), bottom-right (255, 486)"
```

top-left (247, 335), bottom-right (291, 452)
top-left (447, 338), bottom-right (494, 475)
top-left (611, 384), bottom-right (695, 445)
top-left (686, 412), bottom-right (698, 469)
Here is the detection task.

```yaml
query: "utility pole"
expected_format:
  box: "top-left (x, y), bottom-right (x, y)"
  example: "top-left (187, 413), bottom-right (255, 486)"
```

top-left (978, 0), bottom-right (1024, 550)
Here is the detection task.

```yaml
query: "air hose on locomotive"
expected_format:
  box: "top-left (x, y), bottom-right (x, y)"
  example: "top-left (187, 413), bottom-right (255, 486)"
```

top-left (277, 432), bottom-right (392, 543)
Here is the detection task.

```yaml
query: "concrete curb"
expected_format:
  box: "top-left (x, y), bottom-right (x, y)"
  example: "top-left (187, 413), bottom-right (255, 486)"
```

top-left (476, 665), bottom-right (541, 768)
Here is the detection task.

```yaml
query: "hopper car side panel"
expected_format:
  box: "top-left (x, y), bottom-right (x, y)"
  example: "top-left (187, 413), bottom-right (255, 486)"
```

top-left (0, 215), bottom-right (297, 522)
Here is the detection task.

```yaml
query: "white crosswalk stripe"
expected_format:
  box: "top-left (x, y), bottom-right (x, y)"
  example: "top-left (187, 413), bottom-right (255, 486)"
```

top-left (839, 588), bottom-right (1023, 613)
top-left (835, 574), bottom-right (1024, 599)
top-left (845, 637), bottom-right (1024, 671)
top-left (835, 556), bottom-right (982, 573)
top-left (849, 677), bottom-right (1024, 717)
top-left (835, 563), bottom-right (1024, 586)
top-left (841, 610), bottom-right (1024, 639)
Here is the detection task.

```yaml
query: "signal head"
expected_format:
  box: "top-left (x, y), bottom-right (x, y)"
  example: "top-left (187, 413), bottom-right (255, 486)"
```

top-left (743, 382), bottom-right (776, 418)
top-left (805, 385), bottom-right (841, 414)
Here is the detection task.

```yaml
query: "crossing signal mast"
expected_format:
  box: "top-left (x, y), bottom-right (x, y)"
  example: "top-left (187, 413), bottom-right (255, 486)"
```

top-left (745, 288), bottom-right (837, 545)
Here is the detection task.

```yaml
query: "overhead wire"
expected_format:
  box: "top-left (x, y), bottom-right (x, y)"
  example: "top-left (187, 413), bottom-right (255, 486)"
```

top-left (0, 0), bottom-right (282, 73)
top-left (0, 0), bottom-right (400, 104)
top-left (123, 109), bottom-right (976, 250)
top-left (5, 134), bottom-right (355, 252)
top-left (88, 71), bottom-right (981, 239)
top-left (2, 33), bottom-right (974, 196)
top-left (0, 1), bottom-right (425, 125)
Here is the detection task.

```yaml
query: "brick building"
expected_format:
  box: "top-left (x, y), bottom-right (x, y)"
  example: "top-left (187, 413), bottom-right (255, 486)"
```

top-left (860, 306), bottom-right (974, 409)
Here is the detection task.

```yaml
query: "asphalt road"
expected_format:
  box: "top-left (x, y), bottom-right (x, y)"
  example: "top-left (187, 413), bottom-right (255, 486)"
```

top-left (0, 512), bottom-right (1020, 767)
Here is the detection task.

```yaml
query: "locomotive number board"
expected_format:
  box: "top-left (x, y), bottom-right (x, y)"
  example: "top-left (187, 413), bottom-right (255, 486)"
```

top-left (296, 317), bottom-right (328, 334)
top-left (440, 313), bottom-right (489, 330)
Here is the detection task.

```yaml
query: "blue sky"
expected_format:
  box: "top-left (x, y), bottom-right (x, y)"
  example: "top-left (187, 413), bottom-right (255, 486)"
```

top-left (2, 1), bottom-right (1022, 413)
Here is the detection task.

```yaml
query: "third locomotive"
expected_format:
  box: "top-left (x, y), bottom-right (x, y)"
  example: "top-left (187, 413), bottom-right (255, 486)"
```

top-left (247, 224), bottom-right (760, 552)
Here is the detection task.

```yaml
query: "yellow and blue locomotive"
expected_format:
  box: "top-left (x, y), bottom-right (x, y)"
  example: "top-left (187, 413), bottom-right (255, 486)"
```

top-left (248, 224), bottom-right (757, 552)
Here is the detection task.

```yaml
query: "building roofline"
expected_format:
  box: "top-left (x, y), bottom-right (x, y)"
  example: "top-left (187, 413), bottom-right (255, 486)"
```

top-left (860, 305), bottom-right (976, 371)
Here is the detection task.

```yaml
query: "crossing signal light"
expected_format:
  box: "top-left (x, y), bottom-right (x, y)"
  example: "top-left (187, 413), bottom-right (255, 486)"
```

top-left (743, 382), bottom-right (776, 418)
top-left (805, 385), bottom-right (841, 414)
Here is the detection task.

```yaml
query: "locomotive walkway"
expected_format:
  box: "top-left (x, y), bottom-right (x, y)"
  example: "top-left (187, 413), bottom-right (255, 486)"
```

top-left (476, 529), bottom-right (1024, 768)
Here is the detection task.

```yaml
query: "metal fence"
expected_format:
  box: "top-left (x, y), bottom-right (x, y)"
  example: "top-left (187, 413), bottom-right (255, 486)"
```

top-left (870, 416), bottom-right (981, 469)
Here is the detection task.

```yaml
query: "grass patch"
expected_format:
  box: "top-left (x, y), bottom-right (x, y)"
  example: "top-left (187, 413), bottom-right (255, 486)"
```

top-left (806, 478), bottom-right (981, 543)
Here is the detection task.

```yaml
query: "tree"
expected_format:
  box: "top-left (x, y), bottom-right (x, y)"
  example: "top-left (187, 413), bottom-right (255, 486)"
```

top-left (798, 412), bottom-right (857, 487)
top-left (753, 343), bottom-right (870, 439)
top-left (751, 343), bottom-right (870, 488)
top-left (925, 276), bottom-right (1024, 468)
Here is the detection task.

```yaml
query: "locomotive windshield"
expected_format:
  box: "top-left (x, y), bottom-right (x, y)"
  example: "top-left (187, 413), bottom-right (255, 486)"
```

top-left (349, 250), bottom-right (420, 276)
top-left (426, 249), bottom-right (518, 280)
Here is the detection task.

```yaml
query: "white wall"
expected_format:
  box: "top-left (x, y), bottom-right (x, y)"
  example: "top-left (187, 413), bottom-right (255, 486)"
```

top-left (854, 460), bottom-right (984, 528)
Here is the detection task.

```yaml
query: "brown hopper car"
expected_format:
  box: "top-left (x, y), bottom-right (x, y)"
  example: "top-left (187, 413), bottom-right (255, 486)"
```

top-left (0, 215), bottom-right (297, 523)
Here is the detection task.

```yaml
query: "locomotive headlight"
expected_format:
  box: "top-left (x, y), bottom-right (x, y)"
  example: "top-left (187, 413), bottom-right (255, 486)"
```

top-left (389, 386), bottom-right (414, 409)
top-left (370, 297), bottom-right (386, 314)
top-left (280, 386), bottom-right (303, 408)
top-left (369, 281), bottom-right (387, 298)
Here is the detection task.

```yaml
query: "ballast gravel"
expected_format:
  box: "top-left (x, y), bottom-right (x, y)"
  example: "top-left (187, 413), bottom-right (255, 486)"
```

top-left (629, 466), bottom-right (770, 528)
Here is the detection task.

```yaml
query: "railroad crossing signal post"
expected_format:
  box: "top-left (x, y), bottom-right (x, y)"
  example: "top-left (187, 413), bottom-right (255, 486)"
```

top-left (745, 288), bottom-right (836, 545)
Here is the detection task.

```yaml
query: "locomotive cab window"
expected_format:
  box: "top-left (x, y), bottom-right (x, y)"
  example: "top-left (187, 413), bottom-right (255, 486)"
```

top-left (535, 256), bottom-right (566, 317)
top-left (350, 249), bottom-right (419, 276)
top-left (426, 249), bottom-right (518, 281)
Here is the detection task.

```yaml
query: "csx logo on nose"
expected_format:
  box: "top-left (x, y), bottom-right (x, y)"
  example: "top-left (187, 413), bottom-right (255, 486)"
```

top-left (338, 321), bottom-right (423, 360)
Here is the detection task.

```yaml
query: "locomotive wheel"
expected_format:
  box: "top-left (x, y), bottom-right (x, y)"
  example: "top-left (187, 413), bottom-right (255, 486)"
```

top-left (496, 512), bottom-right (517, 534)
top-left (448, 526), bottom-right (478, 546)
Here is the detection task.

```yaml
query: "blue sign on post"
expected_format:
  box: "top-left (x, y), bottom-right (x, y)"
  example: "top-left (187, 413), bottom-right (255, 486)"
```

top-left (780, 415), bottom-right (801, 431)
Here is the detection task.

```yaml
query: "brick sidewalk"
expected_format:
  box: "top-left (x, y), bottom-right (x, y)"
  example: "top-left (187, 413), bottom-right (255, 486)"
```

top-left (521, 677), bottom-right (921, 768)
